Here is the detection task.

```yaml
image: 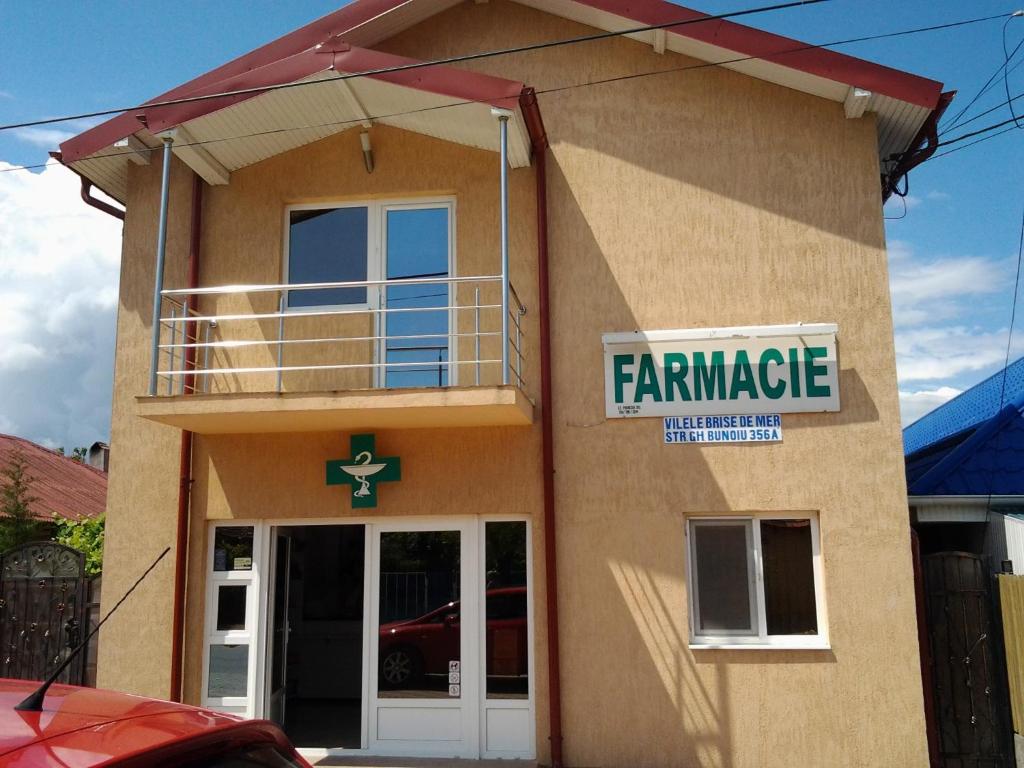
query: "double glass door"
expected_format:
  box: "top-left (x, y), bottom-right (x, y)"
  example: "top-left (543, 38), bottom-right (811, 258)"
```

top-left (249, 518), bottom-right (531, 759)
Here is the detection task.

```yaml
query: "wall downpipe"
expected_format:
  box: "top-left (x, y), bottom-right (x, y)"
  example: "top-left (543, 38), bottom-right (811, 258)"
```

top-left (521, 87), bottom-right (562, 768)
top-left (170, 172), bottom-right (203, 703)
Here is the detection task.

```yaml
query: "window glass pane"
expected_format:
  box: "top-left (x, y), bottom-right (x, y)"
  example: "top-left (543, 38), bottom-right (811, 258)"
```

top-left (384, 208), bottom-right (449, 388)
top-left (288, 207), bottom-right (368, 307)
top-left (216, 585), bottom-right (247, 631)
top-left (761, 519), bottom-right (818, 635)
top-left (208, 644), bottom-right (249, 698)
top-left (214, 527), bottom-right (253, 572)
top-left (378, 530), bottom-right (460, 698)
top-left (486, 521), bottom-right (528, 699)
top-left (692, 522), bottom-right (753, 633)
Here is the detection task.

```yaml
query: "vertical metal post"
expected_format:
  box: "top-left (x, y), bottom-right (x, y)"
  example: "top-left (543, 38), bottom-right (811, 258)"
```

top-left (474, 287), bottom-right (481, 386)
top-left (180, 301), bottom-right (189, 395)
top-left (148, 137), bottom-right (174, 396)
top-left (494, 109), bottom-right (511, 386)
top-left (516, 310), bottom-right (523, 386)
top-left (277, 294), bottom-right (285, 393)
top-left (203, 322), bottom-right (213, 393)
top-left (167, 307), bottom-right (177, 395)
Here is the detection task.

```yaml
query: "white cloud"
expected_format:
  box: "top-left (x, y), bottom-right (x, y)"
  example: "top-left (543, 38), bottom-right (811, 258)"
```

top-left (887, 238), bottom-right (914, 262)
top-left (0, 91), bottom-right (13, 100)
top-left (899, 386), bottom-right (962, 426)
top-left (889, 252), bottom-right (1010, 326)
top-left (12, 126), bottom-right (76, 149)
top-left (926, 191), bottom-right (950, 201)
top-left (894, 325), bottom-right (1012, 382)
top-left (11, 119), bottom-right (105, 151)
top-left (0, 160), bottom-right (122, 450)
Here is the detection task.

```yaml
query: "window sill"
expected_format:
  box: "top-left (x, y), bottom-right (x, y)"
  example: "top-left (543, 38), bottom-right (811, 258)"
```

top-left (689, 641), bottom-right (831, 651)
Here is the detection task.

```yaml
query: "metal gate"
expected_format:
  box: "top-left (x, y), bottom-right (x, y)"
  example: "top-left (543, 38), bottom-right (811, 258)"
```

top-left (0, 542), bottom-right (88, 685)
top-left (923, 551), bottom-right (1014, 768)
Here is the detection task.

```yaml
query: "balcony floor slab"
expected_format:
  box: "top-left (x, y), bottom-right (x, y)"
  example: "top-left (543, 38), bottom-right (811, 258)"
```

top-left (136, 386), bottom-right (533, 434)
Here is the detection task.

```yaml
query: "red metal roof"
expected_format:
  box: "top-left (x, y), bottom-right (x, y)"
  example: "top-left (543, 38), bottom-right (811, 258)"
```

top-left (0, 434), bottom-right (107, 522)
top-left (60, 0), bottom-right (944, 165)
top-left (60, 42), bottom-right (525, 164)
top-left (550, 0), bottom-right (942, 107)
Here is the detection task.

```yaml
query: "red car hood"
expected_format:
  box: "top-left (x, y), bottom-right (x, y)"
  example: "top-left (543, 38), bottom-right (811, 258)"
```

top-left (0, 678), bottom-right (246, 765)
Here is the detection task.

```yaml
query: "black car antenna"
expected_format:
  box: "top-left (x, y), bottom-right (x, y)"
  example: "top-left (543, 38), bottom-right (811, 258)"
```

top-left (15, 546), bottom-right (171, 712)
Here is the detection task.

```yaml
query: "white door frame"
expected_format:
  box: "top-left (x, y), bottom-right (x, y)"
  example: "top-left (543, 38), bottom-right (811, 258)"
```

top-left (207, 516), bottom-right (533, 761)
top-left (368, 518), bottom-right (479, 758)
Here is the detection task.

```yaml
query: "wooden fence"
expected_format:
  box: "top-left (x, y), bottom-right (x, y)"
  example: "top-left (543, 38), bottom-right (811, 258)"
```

top-left (998, 573), bottom-right (1024, 733)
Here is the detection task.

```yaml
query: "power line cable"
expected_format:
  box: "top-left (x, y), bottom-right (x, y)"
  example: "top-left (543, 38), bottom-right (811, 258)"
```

top-left (0, 0), bottom-right (834, 133)
top-left (941, 12), bottom-right (1024, 132)
top-left (1001, 12), bottom-right (1024, 129)
top-left (985, 203), bottom-right (1024, 519)
top-left (941, 87), bottom-right (1024, 133)
top-left (929, 124), bottom-right (1017, 160)
top-left (1, 9), bottom-right (1018, 176)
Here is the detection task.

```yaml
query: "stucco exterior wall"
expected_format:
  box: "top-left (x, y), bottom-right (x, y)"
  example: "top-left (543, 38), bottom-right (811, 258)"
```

top-left (100, 1), bottom-right (926, 766)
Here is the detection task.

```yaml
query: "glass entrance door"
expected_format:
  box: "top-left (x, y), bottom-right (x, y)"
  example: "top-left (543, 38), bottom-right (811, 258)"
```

top-left (368, 521), bottom-right (479, 757)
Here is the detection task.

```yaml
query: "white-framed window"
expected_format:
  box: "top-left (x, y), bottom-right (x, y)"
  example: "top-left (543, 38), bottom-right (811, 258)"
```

top-left (686, 513), bottom-right (828, 649)
top-left (282, 198), bottom-right (457, 388)
top-left (202, 523), bottom-right (264, 716)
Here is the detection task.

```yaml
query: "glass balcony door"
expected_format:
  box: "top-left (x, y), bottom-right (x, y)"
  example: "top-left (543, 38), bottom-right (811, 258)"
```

top-left (379, 203), bottom-right (454, 389)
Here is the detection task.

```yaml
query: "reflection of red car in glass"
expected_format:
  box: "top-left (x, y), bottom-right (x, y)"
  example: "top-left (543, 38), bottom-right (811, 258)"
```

top-left (378, 586), bottom-right (527, 690)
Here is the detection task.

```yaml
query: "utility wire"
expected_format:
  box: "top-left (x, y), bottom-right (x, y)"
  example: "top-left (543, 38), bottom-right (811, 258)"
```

top-left (1, 11), bottom-right (1016, 176)
top-left (942, 87), bottom-right (1024, 133)
top-left (985, 203), bottom-right (1024, 518)
top-left (929, 124), bottom-right (1017, 160)
top-left (4, 11), bottom-right (1019, 179)
top-left (1002, 12), bottom-right (1024, 128)
top-left (941, 14), bottom-right (1024, 133)
top-left (0, 0), bottom-right (833, 133)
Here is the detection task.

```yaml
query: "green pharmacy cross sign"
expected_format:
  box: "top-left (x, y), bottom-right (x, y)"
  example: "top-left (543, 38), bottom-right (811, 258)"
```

top-left (326, 434), bottom-right (401, 509)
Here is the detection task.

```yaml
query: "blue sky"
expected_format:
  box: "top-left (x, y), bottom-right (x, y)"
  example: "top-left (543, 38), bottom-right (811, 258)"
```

top-left (0, 0), bottom-right (1022, 449)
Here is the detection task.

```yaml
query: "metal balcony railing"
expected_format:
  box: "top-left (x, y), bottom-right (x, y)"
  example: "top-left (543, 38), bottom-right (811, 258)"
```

top-left (151, 275), bottom-right (526, 397)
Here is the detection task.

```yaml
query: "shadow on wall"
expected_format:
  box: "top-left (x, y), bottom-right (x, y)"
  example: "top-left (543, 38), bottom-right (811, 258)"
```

top-left (377, 0), bottom-right (886, 249)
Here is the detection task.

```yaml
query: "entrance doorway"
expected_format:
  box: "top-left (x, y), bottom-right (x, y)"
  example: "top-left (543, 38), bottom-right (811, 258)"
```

top-left (266, 525), bottom-right (366, 749)
top-left (206, 518), bottom-right (533, 759)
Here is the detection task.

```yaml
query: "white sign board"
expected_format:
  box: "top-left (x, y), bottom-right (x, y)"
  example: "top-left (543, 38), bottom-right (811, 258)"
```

top-left (603, 324), bottom-right (839, 419)
top-left (664, 414), bottom-right (782, 444)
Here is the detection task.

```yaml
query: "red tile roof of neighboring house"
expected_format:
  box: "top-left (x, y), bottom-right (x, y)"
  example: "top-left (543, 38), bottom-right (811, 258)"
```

top-left (0, 434), bottom-right (107, 522)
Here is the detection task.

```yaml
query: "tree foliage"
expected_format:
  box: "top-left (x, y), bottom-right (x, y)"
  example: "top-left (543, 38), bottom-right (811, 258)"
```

top-left (53, 514), bottom-right (105, 576)
top-left (0, 450), bottom-right (42, 551)
top-left (56, 446), bottom-right (88, 463)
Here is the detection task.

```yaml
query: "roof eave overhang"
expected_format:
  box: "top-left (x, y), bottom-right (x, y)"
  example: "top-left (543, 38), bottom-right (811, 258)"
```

top-left (59, 44), bottom-right (533, 202)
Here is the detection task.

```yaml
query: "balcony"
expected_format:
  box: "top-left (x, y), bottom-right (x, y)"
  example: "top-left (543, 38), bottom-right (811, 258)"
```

top-left (136, 275), bottom-right (533, 434)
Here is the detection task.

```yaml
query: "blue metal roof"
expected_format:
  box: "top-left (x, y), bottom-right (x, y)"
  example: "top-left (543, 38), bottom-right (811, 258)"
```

top-left (908, 397), bottom-right (1024, 495)
top-left (903, 357), bottom-right (1024, 456)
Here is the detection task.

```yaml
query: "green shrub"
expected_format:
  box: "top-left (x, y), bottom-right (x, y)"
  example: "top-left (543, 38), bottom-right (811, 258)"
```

top-left (53, 514), bottom-right (104, 576)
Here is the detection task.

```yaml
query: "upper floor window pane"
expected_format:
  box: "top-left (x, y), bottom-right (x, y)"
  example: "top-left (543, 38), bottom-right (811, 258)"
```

top-left (384, 206), bottom-right (451, 388)
top-left (287, 207), bottom-right (368, 308)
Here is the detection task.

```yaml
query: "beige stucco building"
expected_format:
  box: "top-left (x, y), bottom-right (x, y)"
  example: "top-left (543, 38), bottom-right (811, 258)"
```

top-left (60, 1), bottom-right (952, 765)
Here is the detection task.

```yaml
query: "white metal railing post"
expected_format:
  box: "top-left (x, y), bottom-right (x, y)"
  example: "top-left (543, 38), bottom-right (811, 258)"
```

top-left (148, 136), bottom-right (174, 396)
top-left (167, 307), bottom-right (177, 395)
top-left (277, 295), bottom-right (285, 393)
top-left (203, 321), bottom-right (214, 393)
top-left (493, 108), bottom-right (511, 386)
top-left (474, 286), bottom-right (481, 385)
top-left (180, 301), bottom-right (189, 395)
